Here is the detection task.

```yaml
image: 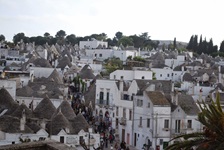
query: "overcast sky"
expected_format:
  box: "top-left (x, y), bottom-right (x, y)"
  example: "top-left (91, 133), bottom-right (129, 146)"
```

top-left (0, 0), bottom-right (223, 45)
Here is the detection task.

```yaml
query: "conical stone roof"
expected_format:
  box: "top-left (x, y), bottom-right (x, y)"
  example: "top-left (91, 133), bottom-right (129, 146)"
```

top-left (11, 103), bottom-right (33, 118)
top-left (48, 69), bottom-right (63, 84)
top-left (0, 115), bottom-right (33, 133)
top-left (57, 56), bottom-right (72, 70)
top-left (0, 88), bottom-right (19, 115)
top-left (79, 65), bottom-right (95, 79)
top-left (55, 100), bottom-right (76, 120)
top-left (182, 72), bottom-right (193, 82)
top-left (16, 86), bottom-right (34, 97)
top-left (33, 96), bottom-right (56, 120)
top-left (50, 111), bottom-right (72, 135)
top-left (70, 113), bottom-right (89, 134)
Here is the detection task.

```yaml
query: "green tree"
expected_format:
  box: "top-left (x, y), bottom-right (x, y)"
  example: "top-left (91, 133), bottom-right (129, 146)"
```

top-left (55, 30), bottom-right (66, 38)
top-left (44, 32), bottom-right (50, 38)
top-left (187, 35), bottom-right (194, 50)
top-left (0, 34), bottom-right (5, 41)
top-left (197, 35), bottom-right (203, 54)
top-left (66, 34), bottom-right (77, 45)
top-left (193, 35), bottom-right (198, 52)
top-left (13, 33), bottom-right (26, 44)
top-left (219, 40), bottom-right (224, 53)
top-left (115, 31), bottom-right (123, 40)
top-left (90, 33), bottom-right (107, 41)
top-left (104, 57), bottom-right (123, 75)
top-left (129, 34), bottom-right (144, 48)
top-left (173, 37), bottom-right (176, 50)
top-left (119, 36), bottom-right (133, 47)
top-left (133, 56), bottom-right (145, 62)
top-left (166, 92), bottom-right (224, 150)
top-left (140, 32), bottom-right (150, 40)
top-left (55, 30), bottom-right (66, 45)
top-left (140, 32), bottom-right (152, 50)
top-left (207, 38), bottom-right (214, 54)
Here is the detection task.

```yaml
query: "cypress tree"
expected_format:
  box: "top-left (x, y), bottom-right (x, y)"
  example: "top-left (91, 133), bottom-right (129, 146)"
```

top-left (187, 35), bottom-right (194, 50)
top-left (202, 38), bottom-right (207, 54)
top-left (198, 35), bottom-right (203, 54)
top-left (219, 40), bottom-right (224, 53)
top-left (207, 38), bottom-right (214, 54)
top-left (173, 37), bottom-right (176, 50)
top-left (193, 35), bottom-right (198, 53)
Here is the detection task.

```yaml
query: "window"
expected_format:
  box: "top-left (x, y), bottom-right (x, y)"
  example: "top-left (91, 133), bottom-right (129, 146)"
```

top-left (137, 99), bottom-right (143, 107)
top-left (114, 75), bottom-right (116, 79)
top-left (160, 74), bottom-right (162, 77)
top-left (116, 107), bottom-right (119, 116)
top-left (142, 76), bottom-right (145, 79)
top-left (60, 136), bottom-right (64, 143)
top-left (139, 117), bottom-right (142, 127)
top-left (175, 120), bottom-right (181, 133)
top-left (121, 76), bottom-right (124, 79)
top-left (99, 54), bottom-right (102, 57)
top-left (167, 74), bottom-right (170, 77)
top-left (99, 92), bottom-right (104, 104)
top-left (187, 120), bottom-right (192, 128)
top-left (95, 53), bottom-right (97, 57)
top-left (123, 108), bottom-right (126, 118)
top-left (148, 102), bottom-right (150, 108)
top-left (147, 118), bottom-right (150, 128)
top-left (123, 94), bottom-right (129, 100)
top-left (164, 119), bottom-right (169, 128)
top-left (129, 109), bottom-right (132, 120)
top-left (171, 73), bottom-right (174, 76)
top-left (79, 136), bottom-right (84, 144)
top-left (106, 92), bottom-right (109, 105)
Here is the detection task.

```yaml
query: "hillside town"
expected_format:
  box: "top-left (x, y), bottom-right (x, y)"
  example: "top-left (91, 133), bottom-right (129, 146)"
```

top-left (0, 37), bottom-right (224, 150)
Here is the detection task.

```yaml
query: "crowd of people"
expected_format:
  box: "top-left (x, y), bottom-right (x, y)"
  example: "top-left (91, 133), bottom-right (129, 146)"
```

top-left (71, 92), bottom-right (132, 150)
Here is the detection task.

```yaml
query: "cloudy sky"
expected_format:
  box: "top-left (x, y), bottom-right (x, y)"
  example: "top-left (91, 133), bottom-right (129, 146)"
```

top-left (0, 0), bottom-right (223, 45)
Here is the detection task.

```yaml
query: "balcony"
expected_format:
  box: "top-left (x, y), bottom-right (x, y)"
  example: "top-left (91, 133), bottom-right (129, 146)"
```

top-left (119, 117), bottom-right (127, 126)
top-left (171, 129), bottom-right (186, 137)
top-left (96, 99), bottom-right (110, 106)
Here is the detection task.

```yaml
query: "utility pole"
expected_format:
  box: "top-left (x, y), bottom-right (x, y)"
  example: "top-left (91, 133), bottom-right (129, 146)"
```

top-left (155, 113), bottom-right (158, 150)
top-left (88, 132), bottom-right (90, 150)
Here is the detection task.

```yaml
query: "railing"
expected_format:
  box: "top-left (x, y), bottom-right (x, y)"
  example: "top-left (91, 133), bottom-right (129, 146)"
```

top-left (96, 99), bottom-right (110, 105)
top-left (171, 129), bottom-right (186, 136)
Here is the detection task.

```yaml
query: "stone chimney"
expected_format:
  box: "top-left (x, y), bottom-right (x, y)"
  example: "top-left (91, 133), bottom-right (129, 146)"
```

top-left (20, 109), bottom-right (26, 131)
top-left (119, 78), bottom-right (124, 92)
top-left (40, 119), bottom-right (46, 130)
top-left (172, 91), bottom-right (179, 105)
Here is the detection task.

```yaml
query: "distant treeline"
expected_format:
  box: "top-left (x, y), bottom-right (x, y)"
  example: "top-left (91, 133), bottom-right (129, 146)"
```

top-left (186, 35), bottom-right (224, 57)
top-left (1, 31), bottom-right (224, 57)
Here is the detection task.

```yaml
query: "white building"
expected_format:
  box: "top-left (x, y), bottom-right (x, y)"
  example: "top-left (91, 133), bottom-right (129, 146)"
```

top-left (110, 69), bottom-right (153, 80)
top-left (85, 49), bottom-right (138, 62)
top-left (151, 66), bottom-right (185, 82)
top-left (79, 40), bottom-right (108, 49)
top-left (51, 128), bottom-right (100, 150)
top-left (30, 67), bottom-right (62, 78)
top-left (133, 90), bottom-right (171, 150)
top-left (171, 93), bottom-right (202, 143)
top-left (165, 55), bottom-right (186, 69)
